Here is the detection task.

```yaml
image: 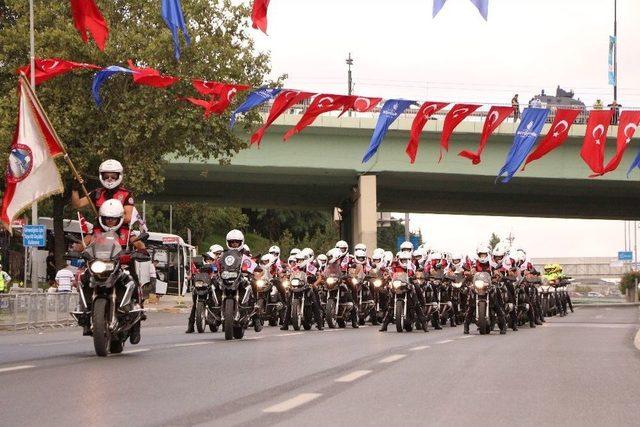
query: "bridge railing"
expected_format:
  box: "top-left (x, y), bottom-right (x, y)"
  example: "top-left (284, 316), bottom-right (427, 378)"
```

top-left (0, 292), bottom-right (79, 331)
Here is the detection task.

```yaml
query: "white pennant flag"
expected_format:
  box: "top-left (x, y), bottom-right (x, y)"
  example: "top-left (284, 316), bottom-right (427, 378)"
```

top-left (1, 81), bottom-right (65, 229)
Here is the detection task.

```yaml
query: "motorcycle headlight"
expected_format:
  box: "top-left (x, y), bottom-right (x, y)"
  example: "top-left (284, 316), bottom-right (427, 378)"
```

top-left (373, 279), bottom-right (382, 288)
top-left (326, 278), bottom-right (336, 285)
top-left (392, 280), bottom-right (403, 289)
top-left (351, 278), bottom-right (358, 285)
top-left (291, 279), bottom-right (301, 287)
top-left (256, 279), bottom-right (266, 288)
top-left (195, 280), bottom-right (208, 288)
top-left (453, 282), bottom-right (462, 289)
top-left (282, 280), bottom-right (290, 288)
top-left (474, 280), bottom-right (487, 289)
top-left (91, 261), bottom-right (114, 275)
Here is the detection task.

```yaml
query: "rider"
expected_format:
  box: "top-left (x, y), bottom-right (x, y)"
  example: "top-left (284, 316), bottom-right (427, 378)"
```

top-left (491, 244), bottom-right (518, 331)
top-left (71, 159), bottom-right (136, 225)
top-left (280, 251), bottom-right (324, 330)
top-left (463, 244), bottom-right (507, 335)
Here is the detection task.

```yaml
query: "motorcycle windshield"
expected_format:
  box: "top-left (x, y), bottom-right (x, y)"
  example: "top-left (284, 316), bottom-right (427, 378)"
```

top-left (291, 271), bottom-right (306, 282)
top-left (219, 252), bottom-right (242, 280)
top-left (86, 231), bottom-right (121, 260)
top-left (324, 262), bottom-right (341, 278)
top-left (392, 272), bottom-right (409, 283)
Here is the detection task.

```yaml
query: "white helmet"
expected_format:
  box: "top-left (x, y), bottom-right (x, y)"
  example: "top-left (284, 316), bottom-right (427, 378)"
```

top-left (98, 159), bottom-right (124, 190)
top-left (354, 249), bottom-right (367, 264)
top-left (287, 255), bottom-right (297, 267)
top-left (303, 248), bottom-right (314, 260)
top-left (290, 248), bottom-right (301, 257)
top-left (492, 244), bottom-right (507, 259)
top-left (430, 251), bottom-right (442, 261)
top-left (412, 249), bottom-right (423, 259)
top-left (371, 251), bottom-right (384, 267)
top-left (327, 248), bottom-right (341, 264)
top-left (450, 253), bottom-right (464, 268)
top-left (384, 251), bottom-right (394, 265)
top-left (295, 251), bottom-right (308, 268)
top-left (400, 241), bottom-right (414, 252)
top-left (268, 245), bottom-right (281, 258)
top-left (335, 240), bottom-right (349, 255)
top-left (476, 244), bottom-right (490, 263)
top-left (225, 229), bottom-right (244, 250)
top-left (316, 254), bottom-right (328, 267)
top-left (98, 199), bottom-right (124, 231)
top-left (354, 243), bottom-right (367, 254)
top-left (209, 244), bottom-right (223, 258)
top-left (372, 248), bottom-right (385, 257)
top-left (259, 254), bottom-right (274, 269)
top-left (398, 252), bottom-right (412, 269)
top-left (243, 244), bottom-right (251, 255)
top-left (514, 249), bottom-right (527, 265)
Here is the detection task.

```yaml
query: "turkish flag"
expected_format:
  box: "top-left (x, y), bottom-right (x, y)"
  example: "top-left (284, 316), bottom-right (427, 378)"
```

top-left (17, 58), bottom-right (100, 85)
top-left (339, 96), bottom-right (382, 117)
top-left (439, 103), bottom-right (481, 161)
top-left (127, 60), bottom-right (179, 88)
top-left (580, 110), bottom-right (614, 175)
top-left (524, 108), bottom-right (580, 169)
top-left (251, 90), bottom-right (314, 145)
top-left (252, 0), bottom-right (270, 34)
top-left (600, 111), bottom-right (640, 175)
top-left (191, 80), bottom-right (250, 115)
top-left (283, 94), bottom-right (350, 141)
top-left (70, 0), bottom-right (109, 51)
top-left (179, 97), bottom-right (219, 118)
top-left (405, 101), bottom-right (448, 164)
top-left (458, 106), bottom-right (513, 165)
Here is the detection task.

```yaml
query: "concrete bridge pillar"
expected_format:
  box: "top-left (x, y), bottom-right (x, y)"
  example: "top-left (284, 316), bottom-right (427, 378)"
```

top-left (351, 175), bottom-right (377, 251)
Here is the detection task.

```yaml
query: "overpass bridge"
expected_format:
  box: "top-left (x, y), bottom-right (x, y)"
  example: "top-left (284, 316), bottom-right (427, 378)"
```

top-left (154, 113), bottom-right (640, 250)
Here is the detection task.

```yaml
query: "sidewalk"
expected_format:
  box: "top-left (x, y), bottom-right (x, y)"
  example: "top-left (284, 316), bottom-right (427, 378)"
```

top-left (145, 293), bottom-right (192, 315)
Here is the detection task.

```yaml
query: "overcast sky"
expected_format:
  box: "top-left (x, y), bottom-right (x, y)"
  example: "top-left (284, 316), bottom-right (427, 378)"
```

top-left (249, 0), bottom-right (640, 258)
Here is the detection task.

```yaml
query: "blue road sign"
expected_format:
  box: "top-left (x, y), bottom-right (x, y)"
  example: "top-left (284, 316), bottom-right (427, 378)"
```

top-left (618, 251), bottom-right (633, 261)
top-left (23, 224), bottom-right (46, 247)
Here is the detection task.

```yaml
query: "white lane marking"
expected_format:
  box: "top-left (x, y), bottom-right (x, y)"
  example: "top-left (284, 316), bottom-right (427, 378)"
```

top-left (595, 315), bottom-right (604, 319)
top-left (263, 393), bottom-right (322, 413)
top-left (457, 335), bottom-right (474, 339)
top-left (275, 332), bottom-right (303, 337)
top-left (123, 348), bottom-right (150, 354)
top-left (173, 341), bottom-right (211, 347)
top-left (31, 340), bottom-right (78, 347)
top-left (245, 336), bottom-right (265, 340)
top-left (635, 328), bottom-right (640, 351)
top-left (436, 339), bottom-right (453, 344)
top-left (0, 365), bottom-right (35, 374)
top-left (409, 345), bottom-right (430, 351)
top-left (379, 354), bottom-right (406, 364)
top-left (324, 329), bottom-right (345, 332)
top-left (335, 370), bottom-right (372, 383)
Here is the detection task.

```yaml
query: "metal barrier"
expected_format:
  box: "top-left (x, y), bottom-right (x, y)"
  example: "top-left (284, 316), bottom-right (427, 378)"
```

top-left (0, 292), bottom-right (79, 331)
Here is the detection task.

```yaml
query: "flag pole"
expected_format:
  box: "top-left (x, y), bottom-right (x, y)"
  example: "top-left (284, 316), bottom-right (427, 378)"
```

top-left (613, 0), bottom-right (617, 102)
top-left (18, 74), bottom-right (98, 218)
top-left (29, 0), bottom-right (38, 292)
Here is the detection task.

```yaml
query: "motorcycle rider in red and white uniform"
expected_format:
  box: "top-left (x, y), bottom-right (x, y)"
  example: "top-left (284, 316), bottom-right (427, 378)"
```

top-left (280, 251), bottom-right (324, 330)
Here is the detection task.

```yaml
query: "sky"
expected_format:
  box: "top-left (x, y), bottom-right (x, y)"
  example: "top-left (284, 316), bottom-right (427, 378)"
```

top-left (248, 0), bottom-right (640, 258)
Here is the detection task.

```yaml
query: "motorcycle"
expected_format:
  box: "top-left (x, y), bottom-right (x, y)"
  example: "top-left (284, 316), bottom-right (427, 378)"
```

top-left (69, 231), bottom-right (149, 357)
top-left (437, 275), bottom-right (457, 327)
top-left (323, 263), bottom-right (355, 329)
top-left (539, 278), bottom-right (557, 317)
top-left (495, 274), bottom-right (518, 331)
top-left (451, 274), bottom-right (467, 324)
top-left (469, 272), bottom-right (502, 335)
top-left (192, 272), bottom-right (217, 333)
top-left (390, 272), bottom-right (417, 332)
top-left (254, 270), bottom-right (285, 327)
top-left (423, 272), bottom-right (442, 329)
top-left (288, 271), bottom-right (316, 331)
top-left (368, 269), bottom-right (387, 325)
top-left (355, 270), bottom-right (376, 325)
top-left (215, 251), bottom-right (257, 340)
top-left (515, 277), bottom-right (537, 328)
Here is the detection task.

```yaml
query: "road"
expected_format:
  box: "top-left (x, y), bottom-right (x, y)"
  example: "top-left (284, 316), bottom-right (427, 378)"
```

top-left (1, 305), bottom-right (639, 427)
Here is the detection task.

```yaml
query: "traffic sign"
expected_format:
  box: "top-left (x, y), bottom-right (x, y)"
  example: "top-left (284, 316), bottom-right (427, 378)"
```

top-left (22, 224), bottom-right (46, 247)
top-left (396, 235), bottom-right (421, 251)
top-left (618, 251), bottom-right (633, 261)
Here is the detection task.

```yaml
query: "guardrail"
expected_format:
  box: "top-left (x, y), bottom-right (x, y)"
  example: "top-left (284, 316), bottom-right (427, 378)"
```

top-left (0, 292), bottom-right (79, 331)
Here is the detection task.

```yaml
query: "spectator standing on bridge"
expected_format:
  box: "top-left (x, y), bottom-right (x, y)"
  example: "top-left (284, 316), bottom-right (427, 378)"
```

top-left (593, 99), bottom-right (604, 110)
top-left (55, 266), bottom-right (74, 293)
top-left (607, 100), bottom-right (621, 125)
top-left (511, 94), bottom-right (520, 122)
top-left (0, 264), bottom-right (11, 293)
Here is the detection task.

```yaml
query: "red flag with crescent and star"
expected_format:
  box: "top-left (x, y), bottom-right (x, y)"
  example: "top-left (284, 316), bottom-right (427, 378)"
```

top-left (339, 96), bottom-right (382, 117)
top-left (524, 108), bottom-right (580, 169)
top-left (251, 90), bottom-right (314, 146)
top-left (405, 101), bottom-right (448, 163)
top-left (283, 94), bottom-right (351, 141)
top-left (190, 80), bottom-right (250, 115)
top-left (459, 105), bottom-right (513, 164)
top-left (439, 103), bottom-right (481, 161)
top-left (17, 58), bottom-right (100, 86)
top-left (580, 110), bottom-right (614, 176)
top-left (127, 60), bottom-right (179, 88)
top-left (600, 111), bottom-right (640, 175)
top-left (251, 0), bottom-right (270, 34)
top-left (70, 0), bottom-right (109, 51)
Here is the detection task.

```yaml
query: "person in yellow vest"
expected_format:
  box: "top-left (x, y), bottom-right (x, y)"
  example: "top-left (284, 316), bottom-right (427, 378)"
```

top-left (0, 264), bottom-right (11, 293)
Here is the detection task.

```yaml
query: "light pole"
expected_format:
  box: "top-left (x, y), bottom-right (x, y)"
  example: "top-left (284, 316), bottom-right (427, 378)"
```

top-left (613, 0), bottom-right (617, 102)
top-left (346, 53), bottom-right (353, 116)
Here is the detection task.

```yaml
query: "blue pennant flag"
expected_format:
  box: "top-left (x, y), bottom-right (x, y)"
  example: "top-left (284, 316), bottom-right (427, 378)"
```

top-left (433, 0), bottom-right (489, 20)
top-left (626, 146), bottom-right (640, 177)
top-left (608, 35), bottom-right (617, 86)
top-left (92, 66), bottom-right (134, 106)
top-left (496, 108), bottom-right (549, 183)
top-left (230, 87), bottom-right (281, 128)
top-left (362, 99), bottom-right (415, 163)
top-left (433, 0), bottom-right (447, 17)
top-left (162, 0), bottom-right (191, 61)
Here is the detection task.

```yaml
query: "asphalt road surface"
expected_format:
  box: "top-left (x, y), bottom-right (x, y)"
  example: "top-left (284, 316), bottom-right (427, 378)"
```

top-left (1, 305), bottom-right (639, 427)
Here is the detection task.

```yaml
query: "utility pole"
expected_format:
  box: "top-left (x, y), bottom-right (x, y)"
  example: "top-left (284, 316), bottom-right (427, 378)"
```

top-left (404, 213), bottom-right (410, 242)
top-left (506, 232), bottom-right (515, 249)
top-left (169, 205), bottom-right (173, 235)
top-left (346, 53), bottom-right (354, 117)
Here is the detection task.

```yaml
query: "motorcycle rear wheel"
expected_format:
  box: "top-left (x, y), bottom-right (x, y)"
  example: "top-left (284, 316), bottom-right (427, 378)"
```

top-left (224, 299), bottom-right (234, 341)
top-left (92, 298), bottom-right (110, 357)
top-left (195, 302), bottom-right (205, 333)
top-left (395, 300), bottom-right (404, 333)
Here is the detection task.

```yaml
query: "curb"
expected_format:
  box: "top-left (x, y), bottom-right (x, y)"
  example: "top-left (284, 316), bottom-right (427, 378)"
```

top-left (573, 303), bottom-right (640, 308)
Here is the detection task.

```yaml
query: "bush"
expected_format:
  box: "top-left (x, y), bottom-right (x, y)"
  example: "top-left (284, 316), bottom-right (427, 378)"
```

top-left (619, 271), bottom-right (640, 295)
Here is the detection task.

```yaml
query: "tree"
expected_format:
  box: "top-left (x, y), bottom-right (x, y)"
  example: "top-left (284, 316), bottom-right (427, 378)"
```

top-left (488, 233), bottom-right (501, 251)
top-left (377, 219), bottom-right (421, 251)
top-left (0, 0), bottom-right (278, 268)
top-left (243, 209), bottom-right (334, 242)
top-left (619, 271), bottom-right (640, 299)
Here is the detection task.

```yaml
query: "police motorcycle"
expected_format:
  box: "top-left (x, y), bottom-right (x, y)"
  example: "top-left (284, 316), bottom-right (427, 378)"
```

top-left (367, 268), bottom-right (387, 325)
top-left (515, 275), bottom-right (538, 328)
top-left (435, 273), bottom-right (457, 327)
top-left (254, 267), bottom-right (285, 327)
top-left (192, 271), bottom-right (218, 333)
top-left (389, 271), bottom-right (424, 333)
top-left (495, 273), bottom-right (519, 331)
top-left (468, 272), bottom-right (504, 335)
top-left (450, 273), bottom-right (467, 325)
top-left (215, 251), bottom-right (258, 340)
top-left (558, 276), bottom-right (573, 314)
top-left (539, 277), bottom-right (557, 317)
top-left (69, 231), bottom-right (150, 357)
top-left (423, 271), bottom-right (443, 330)
top-left (355, 270), bottom-right (376, 325)
top-left (287, 270), bottom-right (316, 331)
top-left (322, 261), bottom-right (355, 329)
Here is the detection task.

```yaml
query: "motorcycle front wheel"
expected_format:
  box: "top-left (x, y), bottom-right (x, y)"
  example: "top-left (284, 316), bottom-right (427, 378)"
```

top-left (478, 300), bottom-right (488, 335)
top-left (195, 302), bottom-right (205, 333)
top-left (224, 299), bottom-right (234, 340)
top-left (291, 299), bottom-right (301, 331)
top-left (92, 298), bottom-right (111, 357)
top-left (395, 299), bottom-right (404, 333)
top-left (325, 299), bottom-right (336, 329)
